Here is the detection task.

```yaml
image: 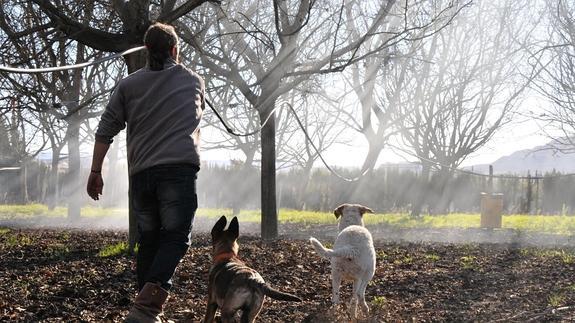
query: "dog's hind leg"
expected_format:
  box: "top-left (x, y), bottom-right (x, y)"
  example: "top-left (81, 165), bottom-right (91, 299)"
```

top-left (331, 270), bottom-right (342, 305)
top-left (240, 302), bottom-right (263, 323)
top-left (220, 309), bottom-right (236, 323)
top-left (348, 278), bottom-right (362, 318)
top-left (358, 279), bottom-right (370, 315)
top-left (202, 302), bottom-right (218, 323)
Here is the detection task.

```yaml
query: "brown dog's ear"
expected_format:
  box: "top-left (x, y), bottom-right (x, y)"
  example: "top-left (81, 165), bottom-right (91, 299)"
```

top-left (359, 206), bottom-right (374, 216)
top-left (211, 216), bottom-right (227, 240)
top-left (228, 216), bottom-right (239, 240)
top-left (334, 204), bottom-right (346, 219)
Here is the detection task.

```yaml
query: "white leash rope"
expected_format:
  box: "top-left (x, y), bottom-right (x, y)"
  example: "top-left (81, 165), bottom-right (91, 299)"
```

top-left (279, 101), bottom-right (370, 182)
top-left (0, 46), bottom-right (146, 74)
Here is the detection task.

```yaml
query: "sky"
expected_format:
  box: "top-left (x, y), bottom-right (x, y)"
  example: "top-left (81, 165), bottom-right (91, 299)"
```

top-left (199, 114), bottom-right (550, 169)
top-left (199, 94), bottom-right (555, 170)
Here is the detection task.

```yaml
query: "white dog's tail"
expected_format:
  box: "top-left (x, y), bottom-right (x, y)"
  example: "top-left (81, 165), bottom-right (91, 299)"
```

top-left (309, 237), bottom-right (358, 259)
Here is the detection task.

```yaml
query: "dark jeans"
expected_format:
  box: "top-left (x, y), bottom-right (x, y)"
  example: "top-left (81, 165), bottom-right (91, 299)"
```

top-left (130, 164), bottom-right (198, 291)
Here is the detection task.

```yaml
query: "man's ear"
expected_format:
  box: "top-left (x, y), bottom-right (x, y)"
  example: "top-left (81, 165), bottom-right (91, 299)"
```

top-left (228, 216), bottom-right (239, 240)
top-left (211, 216), bottom-right (227, 240)
top-left (334, 204), bottom-right (346, 219)
top-left (359, 205), bottom-right (374, 216)
top-left (171, 45), bottom-right (179, 61)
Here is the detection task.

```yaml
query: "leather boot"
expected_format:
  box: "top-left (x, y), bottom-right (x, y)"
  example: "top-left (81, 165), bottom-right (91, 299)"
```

top-left (124, 282), bottom-right (168, 323)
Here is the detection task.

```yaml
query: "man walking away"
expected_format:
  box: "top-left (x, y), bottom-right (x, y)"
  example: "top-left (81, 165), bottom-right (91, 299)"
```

top-left (87, 22), bottom-right (205, 322)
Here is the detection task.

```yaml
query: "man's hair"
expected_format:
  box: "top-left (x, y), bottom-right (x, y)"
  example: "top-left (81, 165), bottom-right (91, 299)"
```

top-left (144, 22), bottom-right (178, 71)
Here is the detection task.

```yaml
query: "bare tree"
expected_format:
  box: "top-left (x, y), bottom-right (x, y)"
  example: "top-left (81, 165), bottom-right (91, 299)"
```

top-left (0, 97), bottom-right (48, 203)
top-left (394, 0), bottom-right (534, 216)
top-left (531, 0), bottom-right (575, 153)
top-left (180, 0), bottom-right (463, 239)
top-left (0, 1), bottom-right (123, 216)
top-left (1, 0), bottom-right (215, 248)
top-left (275, 85), bottom-right (347, 210)
top-left (337, 1), bottom-right (471, 176)
top-left (23, 0), bottom-right (215, 72)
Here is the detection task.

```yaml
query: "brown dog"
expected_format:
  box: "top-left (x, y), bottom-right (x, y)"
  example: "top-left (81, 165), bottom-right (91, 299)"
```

top-left (203, 216), bottom-right (302, 323)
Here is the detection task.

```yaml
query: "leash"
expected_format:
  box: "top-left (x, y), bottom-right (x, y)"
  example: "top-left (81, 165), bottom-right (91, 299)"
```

top-left (0, 46), bottom-right (146, 74)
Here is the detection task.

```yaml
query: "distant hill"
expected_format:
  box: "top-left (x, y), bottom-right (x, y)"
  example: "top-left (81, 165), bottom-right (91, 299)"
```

top-left (470, 143), bottom-right (575, 175)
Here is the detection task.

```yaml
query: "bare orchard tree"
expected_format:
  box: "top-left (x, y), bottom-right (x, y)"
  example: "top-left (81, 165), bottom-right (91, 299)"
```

top-left (0, 96), bottom-right (48, 204)
top-left (531, 0), bottom-right (575, 152)
top-left (24, 0), bottom-right (216, 73)
top-left (201, 76), bottom-right (261, 166)
top-left (394, 0), bottom-right (535, 216)
top-left (203, 81), bottom-right (261, 215)
top-left (6, 0), bottom-right (215, 248)
top-left (339, 1), bottom-right (471, 176)
top-left (179, 0), bottom-right (463, 239)
top-left (0, 1), bottom-right (122, 216)
top-left (196, 55), bottom-right (343, 212)
top-left (275, 84), bottom-right (347, 210)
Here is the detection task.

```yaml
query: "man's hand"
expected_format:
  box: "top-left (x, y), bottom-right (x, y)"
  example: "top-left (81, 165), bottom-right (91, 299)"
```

top-left (88, 140), bottom-right (111, 201)
top-left (87, 172), bottom-right (104, 200)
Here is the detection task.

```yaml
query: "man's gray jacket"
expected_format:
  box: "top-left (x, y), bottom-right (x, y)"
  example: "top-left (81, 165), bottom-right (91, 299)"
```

top-left (96, 59), bottom-right (205, 175)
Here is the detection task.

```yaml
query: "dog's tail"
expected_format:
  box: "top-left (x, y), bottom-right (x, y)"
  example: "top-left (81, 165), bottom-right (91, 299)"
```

top-left (262, 284), bottom-right (302, 302)
top-left (309, 237), bottom-right (359, 259)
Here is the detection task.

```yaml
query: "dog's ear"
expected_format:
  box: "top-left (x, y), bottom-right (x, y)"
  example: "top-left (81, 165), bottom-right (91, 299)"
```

top-left (359, 205), bottom-right (374, 216)
top-left (228, 216), bottom-right (239, 240)
top-left (211, 216), bottom-right (227, 240)
top-left (334, 204), bottom-right (346, 219)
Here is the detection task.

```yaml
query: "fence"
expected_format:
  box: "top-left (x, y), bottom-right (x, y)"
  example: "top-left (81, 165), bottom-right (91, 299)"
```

top-left (2, 161), bottom-right (574, 215)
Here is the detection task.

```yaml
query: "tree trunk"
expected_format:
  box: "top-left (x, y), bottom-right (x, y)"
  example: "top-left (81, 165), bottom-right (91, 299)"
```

top-left (103, 140), bottom-right (120, 208)
top-left (297, 164), bottom-right (313, 210)
top-left (11, 103), bottom-right (28, 204)
top-left (360, 141), bottom-right (384, 175)
top-left (260, 105), bottom-right (277, 240)
top-left (411, 162), bottom-right (431, 217)
top-left (231, 166), bottom-right (242, 216)
top-left (434, 169), bottom-right (453, 214)
top-left (18, 160), bottom-right (28, 204)
top-left (67, 113), bottom-right (82, 220)
top-left (47, 149), bottom-right (61, 210)
top-left (125, 51), bottom-right (147, 252)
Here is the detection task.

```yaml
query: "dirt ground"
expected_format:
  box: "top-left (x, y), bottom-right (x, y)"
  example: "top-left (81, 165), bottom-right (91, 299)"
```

top-left (1, 227), bottom-right (575, 322)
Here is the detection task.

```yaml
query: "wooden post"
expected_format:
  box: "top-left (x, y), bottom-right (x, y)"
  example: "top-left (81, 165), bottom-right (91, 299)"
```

top-left (535, 171), bottom-right (540, 214)
top-left (488, 165), bottom-right (493, 194)
top-left (480, 165), bottom-right (503, 228)
top-left (526, 171), bottom-right (532, 214)
top-left (480, 193), bottom-right (503, 228)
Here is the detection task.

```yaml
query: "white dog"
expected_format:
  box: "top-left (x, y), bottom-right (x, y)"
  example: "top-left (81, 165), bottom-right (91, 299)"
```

top-left (310, 203), bottom-right (376, 318)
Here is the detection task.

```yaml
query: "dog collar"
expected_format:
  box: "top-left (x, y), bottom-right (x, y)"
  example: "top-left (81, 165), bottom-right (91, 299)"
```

top-left (213, 252), bottom-right (237, 264)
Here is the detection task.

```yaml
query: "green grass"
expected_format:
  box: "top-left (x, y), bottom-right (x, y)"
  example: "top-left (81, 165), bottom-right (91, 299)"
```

top-left (525, 249), bottom-right (575, 264)
top-left (371, 296), bottom-right (387, 308)
top-left (98, 242), bottom-right (129, 258)
top-left (0, 204), bottom-right (126, 219)
top-left (44, 243), bottom-right (70, 258)
top-left (460, 255), bottom-right (476, 269)
top-left (425, 253), bottom-right (441, 262)
top-left (5, 234), bottom-right (33, 247)
top-left (394, 256), bottom-right (414, 265)
top-left (1, 205), bottom-right (575, 235)
top-left (548, 292), bottom-right (566, 307)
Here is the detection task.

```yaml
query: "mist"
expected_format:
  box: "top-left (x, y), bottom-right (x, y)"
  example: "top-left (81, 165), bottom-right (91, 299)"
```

top-left (1, 0), bottom-right (575, 247)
